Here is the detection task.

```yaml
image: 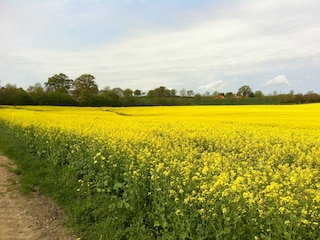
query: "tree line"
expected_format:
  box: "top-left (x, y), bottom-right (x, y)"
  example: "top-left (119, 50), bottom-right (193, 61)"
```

top-left (1, 73), bottom-right (319, 106)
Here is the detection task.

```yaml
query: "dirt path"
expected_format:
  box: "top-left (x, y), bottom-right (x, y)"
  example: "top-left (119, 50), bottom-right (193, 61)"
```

top-left (0, 155), bottom-right (78, 240)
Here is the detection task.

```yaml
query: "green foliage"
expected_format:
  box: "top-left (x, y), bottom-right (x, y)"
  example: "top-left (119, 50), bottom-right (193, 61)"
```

top-left (147, 86), bottom-right (175, 97)
top-left (0, 84), bottom-right (34, 105)
top-left (42, 92), bottom-right (78, 106)
top-left (73, 74), bottom-right (98, 99)
top-left (1, 77), bottom-right (320, 106)
top-left (45, 73), bottom-right (73, 93)
top-left (237, 85), bottom-right (254, 97)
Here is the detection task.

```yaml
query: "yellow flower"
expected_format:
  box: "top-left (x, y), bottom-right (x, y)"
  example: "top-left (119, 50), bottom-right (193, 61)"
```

top-left (279, 207), bottom-right (286, 214)
top-left (2, 104), bottom-right (320, 237)
top-left (198, 208), bottom-right (205, 215)
top-left (175, 209), bottom-right (183, 216)
top-left (222, 207), bottom-right (227, 214)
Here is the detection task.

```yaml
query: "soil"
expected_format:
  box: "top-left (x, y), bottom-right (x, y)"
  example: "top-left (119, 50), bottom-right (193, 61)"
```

top-left (0, 155), bottom-right (79, 240)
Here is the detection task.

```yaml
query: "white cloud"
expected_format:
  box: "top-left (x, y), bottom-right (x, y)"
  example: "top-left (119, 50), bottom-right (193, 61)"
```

top-left (198, 80), bottom-right (226, 92)
top-left (1, 0), bottom-right (320, 94)
top-left (265, 75), bottom-right (291, 86)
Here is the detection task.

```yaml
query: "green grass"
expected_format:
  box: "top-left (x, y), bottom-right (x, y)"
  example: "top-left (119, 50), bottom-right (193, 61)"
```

top-left (0, 127), bottom-right (48, 195)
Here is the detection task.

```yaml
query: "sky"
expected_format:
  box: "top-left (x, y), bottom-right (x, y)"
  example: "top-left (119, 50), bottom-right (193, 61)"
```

top-left (1, 0), bottom-right (320, 95)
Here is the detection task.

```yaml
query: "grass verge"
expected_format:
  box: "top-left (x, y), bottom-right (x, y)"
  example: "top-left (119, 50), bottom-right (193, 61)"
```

top-left (0, 124), bottom-right (83, 235)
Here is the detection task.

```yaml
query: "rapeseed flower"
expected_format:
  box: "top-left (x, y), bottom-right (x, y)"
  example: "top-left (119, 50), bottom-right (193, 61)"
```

top-left (1, 104), bottom-right (320, 239)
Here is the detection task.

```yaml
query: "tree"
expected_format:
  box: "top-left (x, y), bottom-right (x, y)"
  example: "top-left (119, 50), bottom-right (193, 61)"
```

top-left (180, 88), bottom-right (188, 97)
top-left (73, 74), bottom-right (98, 98)
top-left (180, 89), bottom-right (187, 97)
top-left (148, 86), bottom-right (171, 97)
top-left (100, 87), bottom-right (120, 106)
top-left (27, 82), bottom-right (45, 105)
top-left (0, 84), bottom-right (33, 105)
top-left (122, 88), bottom-right (135, 106)
top-left (112, 87), bottom-right (124, 97)
top-left (170, 89), bottom-right (177, 97)
top-left (203, 91), bottom-right (210, 97)
top-left (45, 73), bottom-right (73, 93)
top-left (134, 89), bottom-right (142, 96)
top-left (194, 93), bottom-right (202, 102)
top-left (254, 90), bottom-right (263, 98)
top-left (123, 88), bottom-right (133, 98)
top-left (237, 85), bottom-right (253, 97)
top-left (27, 82), bottom-right (44, 94)
top-left (225, 92), bottom-right (235, 98)
top-left (187, 90), bottom-right (194, 97)
top-left (212, 91), bottom-right (220, 97)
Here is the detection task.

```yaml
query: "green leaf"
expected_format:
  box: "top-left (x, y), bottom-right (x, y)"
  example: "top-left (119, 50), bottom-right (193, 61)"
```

top-left (113, 182), bottom-right (124, 191)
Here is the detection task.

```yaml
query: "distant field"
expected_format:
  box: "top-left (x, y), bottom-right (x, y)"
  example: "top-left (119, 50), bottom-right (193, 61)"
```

top-left (0, 104), bottom-right (319, 239)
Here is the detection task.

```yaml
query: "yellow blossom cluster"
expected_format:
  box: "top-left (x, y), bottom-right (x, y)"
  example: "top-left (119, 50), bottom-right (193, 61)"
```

top-left (0, 104), bottom-right (319, 238)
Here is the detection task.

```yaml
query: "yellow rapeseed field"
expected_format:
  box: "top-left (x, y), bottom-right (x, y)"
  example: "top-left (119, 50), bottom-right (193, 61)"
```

top-left (0, 104), bottom-right (319, 239)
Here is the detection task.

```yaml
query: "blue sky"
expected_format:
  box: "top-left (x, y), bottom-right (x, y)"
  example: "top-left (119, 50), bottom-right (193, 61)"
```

top-left (1, 0), bottom-right (319, 94)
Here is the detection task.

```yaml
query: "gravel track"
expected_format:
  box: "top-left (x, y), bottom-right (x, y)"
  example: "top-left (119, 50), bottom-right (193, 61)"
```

top-left (0, 155), bottom-right (78, 240)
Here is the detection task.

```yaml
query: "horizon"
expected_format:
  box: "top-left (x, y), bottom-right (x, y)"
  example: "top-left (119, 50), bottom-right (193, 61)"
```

top-left (1, 78), bottom-right (318, 96)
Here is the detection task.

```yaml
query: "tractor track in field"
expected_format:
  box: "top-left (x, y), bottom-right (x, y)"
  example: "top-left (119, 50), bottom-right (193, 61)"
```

top-left (0, 155), bottom-right (78, 240)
